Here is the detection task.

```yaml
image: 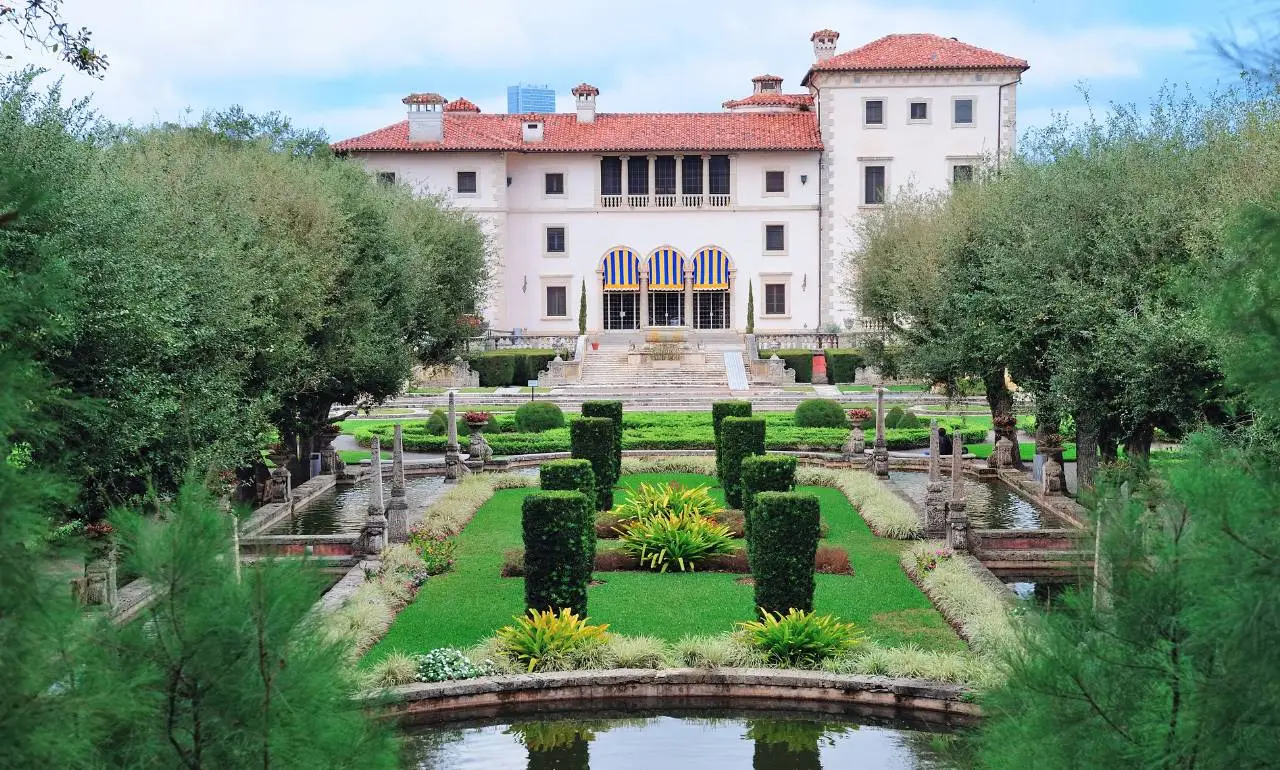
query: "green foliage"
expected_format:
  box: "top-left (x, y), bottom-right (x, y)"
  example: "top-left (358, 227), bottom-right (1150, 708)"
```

top-left (569, 416), bottom-right (617, 510)
top-left (884, 406), bottom-right (906, 428)
top-left (425, 408), bottom-right (447, 435)
top-left (414, 647), bottom-right (499, 682)
top-left (615, 512), bottom-right (738, 572)
top-left (539, 458), bottom-right (595, 504)
top-left (712, 400), bottom-right (752, 482)
top-left (717, 416), bottom-right (766, 508)
top-left (611, 481), bottom-right (721, 521)
top-left (578, 279), bottom-right (588, 336)
top-left (772, 349), bottom-right (813, 382)
top-left (794, 399), bottom-right (849, 428)
top-left (407, 532), bottom-right (457, 575)
top-left (515, 400), bottom-right (565, 432)
top-left (750, 492), bottom-right (821, 616)
top-left (468, 353), bottom-right (515, 387)
top-left (495, 608), bottom-right (610, 673)
top-left (745, 283), bottom-right (755, 334)
top-left (740, 454), bottom-right (797, 558)
top-left (896, 411), bottom-right (921, 429)
top-left (738, 609), bottom-right (863, 667)
top-left (581, 400), bottom-right (623, 477)
top-left (825, 349), bottom-right (865, 383)
top-left (521, 491), bottom-right (595, 616)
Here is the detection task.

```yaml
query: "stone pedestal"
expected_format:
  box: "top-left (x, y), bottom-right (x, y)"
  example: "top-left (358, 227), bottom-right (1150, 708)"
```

top-left (83, 548), bottom-right (119, 608)
top-left (388, 423), bottom-right (409, 543)
top-left (360, 437), bottom-right (388, 556)
top-left (924, 418), bottom-right (947, 538)
top-left (990, 436), bottom-right (1016, 470)
top-left (467, 426), bottom-right (493, 463)
top-left (872, 386), bottom-right (889, 478)
top-left (842, 426), bottom-right (865, 462)
top-left (266, 466), bottom-right (292, 504)
top-left (445, 389), bottom-right (461, 482)
top-left (946, 436), bottom-right (969, 552)
top-left (1042, 454), bottom-right (1067, 496)
top-left (319, 447), bottom-right (338, 475)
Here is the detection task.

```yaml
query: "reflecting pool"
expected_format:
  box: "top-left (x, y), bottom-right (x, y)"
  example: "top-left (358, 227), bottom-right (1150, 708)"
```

top-left (888, 471), bottom-right (1061, 529)
top-left (264, 476), bottom-right (445, 535)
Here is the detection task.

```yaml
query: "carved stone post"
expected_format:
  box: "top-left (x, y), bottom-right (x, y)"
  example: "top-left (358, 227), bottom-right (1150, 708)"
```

top-left (1042, 454), bottom-right (1067, 497)
top-left (946, 436), bottom-right (969, 552)
top-left (319, 447), bottom-right (337, 475)
top-left (267, 465), bottom-right (292, 504)
top-left (683, 267), bottom-right (694, 328)
top-left (83, 546), bottom-right (119, 609)
top-left (362, 437), bottom-right (387, 556)
top-left (872, 386), bottom-right (889, 477)
top-left (924, 418), bottom-right (947, 538)
top-left (387, 424), bottom-right (409, 543)
top-left (991, 436), bottom-right (1016, 470)
top-left (444, 389), bottom-right (461, 482)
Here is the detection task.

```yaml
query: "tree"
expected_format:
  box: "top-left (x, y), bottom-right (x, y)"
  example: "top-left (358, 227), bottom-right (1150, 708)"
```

top-left (1, 0), bottom-right (106, 76)
top-left (745, 282), bottom-right (754, 334)
top-left (578, 278), bottom-right (587, 336)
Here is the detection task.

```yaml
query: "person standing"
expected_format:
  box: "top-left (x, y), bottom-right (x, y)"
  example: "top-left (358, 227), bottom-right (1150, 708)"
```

top-left (938, 427), bottom-right (953, 457)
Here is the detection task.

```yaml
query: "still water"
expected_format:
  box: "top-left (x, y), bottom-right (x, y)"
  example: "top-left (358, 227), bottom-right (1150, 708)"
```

top-left (888, 472), bottom-right (1058, 529)
top-left (264, 476), bottom-right (446, 535)
top-left (405, 709), bottom-right (968, 770)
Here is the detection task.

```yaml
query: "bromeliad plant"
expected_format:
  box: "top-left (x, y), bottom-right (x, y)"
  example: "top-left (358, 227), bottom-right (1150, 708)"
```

top-left (406, 530), bottom-right (457, 576)
top-left (615, 512), bottom-right (737, 572)
top-left (612, 481), bottom-right (722, 521)
top-left (495, 608), bottom-right (610, 673)
top-left (738, 609), bottom-right (863, 668)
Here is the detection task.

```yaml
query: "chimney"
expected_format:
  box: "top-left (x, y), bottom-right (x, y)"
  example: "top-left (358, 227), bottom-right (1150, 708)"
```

top-left (403, 92), bottom-right (446, 142)
top-left (752, 74), bottom-right (783, 94)
top-left (521, 116), bottom-right (544, 143)
top-left (571, 82), bottom-right (599, 124)
top-left (811, 29), bottom-right (840, 62)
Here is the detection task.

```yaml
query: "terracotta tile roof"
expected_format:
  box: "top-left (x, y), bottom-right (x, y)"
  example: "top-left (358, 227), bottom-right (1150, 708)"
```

top-left (570, 82), bottom-right (600, 96)
top-left (402, 92), bottom-right (446, 105)
top-left (443, 97), bottom-right (480, 113)
top-left (332, 112), bottom-right (822, 154)
top-left (722, 92), bottom-right (814, 110)
top-left (808, 33), bottom-right (1028, 76)
top-left (811, 29), bottom-right (840, 41)
top-left (751, 74), bottom-right (784, 82)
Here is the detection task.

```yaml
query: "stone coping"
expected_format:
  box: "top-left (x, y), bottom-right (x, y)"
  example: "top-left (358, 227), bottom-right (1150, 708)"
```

top-left (372, 668), bottom-right (980, 724)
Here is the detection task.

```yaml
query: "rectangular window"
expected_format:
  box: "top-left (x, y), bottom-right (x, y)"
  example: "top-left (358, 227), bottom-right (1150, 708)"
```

top-left (600, 157), bottom-right (622, 196)
top-left (627, 158), bottom-right (649, 195)
top-left (952, 165), bottom-right (974, 184)
top-left (456, 170), bottom-right (477, 194)
top-left (376, 171), bottom-right (396, 186)
top-left (864, 165), bottom-right (886, 205)
top-left (682, 158), bottom-right (703, 195)
top-left (954, 98), bottom-right (974, 125)
top-left (765, 224), bottom-right (786, 252)
top-left (544, 172), bottom-right (564, 195)
top-left (546, 286), bottom-right (567, 318)
top-left (708, 155), bottom-right (731, 195)
top-left (764, 283), bottom-right (787, 316)
top-left (764, 170), bottom-right (785, 194)
top-left (865, 100), bottom-right (884, 125)
top-left (909, 101), bottom-right (928, 121)
top-left (545, 226), bottom-right (566, 253)
top-left (655, 156), bottom-right (677, 195)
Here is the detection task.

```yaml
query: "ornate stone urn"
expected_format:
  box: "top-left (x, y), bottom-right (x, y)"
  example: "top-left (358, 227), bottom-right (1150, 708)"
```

top-left (464, 412), bottom-right (494, 463)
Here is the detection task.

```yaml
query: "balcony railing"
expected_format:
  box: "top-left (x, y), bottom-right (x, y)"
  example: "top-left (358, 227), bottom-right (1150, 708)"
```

top-left (600, 194), bottom-right (623, 208)
top-left (654, 194), bottom-right (678, 207)
top-left (708, 194), bottom-right (731, 208)
top-left (681, 194), bottom-right (703, 207)
top-left (597, 193), bottom-right (733, 209)
top-left (627, 194), bottom-right (650, 208)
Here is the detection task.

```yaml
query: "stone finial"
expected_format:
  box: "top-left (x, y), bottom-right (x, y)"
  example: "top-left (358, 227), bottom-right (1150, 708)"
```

top-left (872, 386), bottom-right (889, 477)
top-left (444, 389), bottom-right (461, 482)
top-left (924, 418), bottom-right (947, 537)
top-left (946, 434), bottom-right (969, 552)
top-left (388, 424), bottom-right (409, 542)
top-left (363, 437), bottom-right (388, 555)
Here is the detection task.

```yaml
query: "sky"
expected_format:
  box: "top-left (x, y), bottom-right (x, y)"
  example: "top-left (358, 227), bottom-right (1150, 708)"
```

top-left (3, 0), bottom-right (1274, 143)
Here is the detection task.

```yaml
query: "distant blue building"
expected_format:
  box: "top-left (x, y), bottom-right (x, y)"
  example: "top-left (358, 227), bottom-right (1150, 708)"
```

top-left (507, 83), bottom-right (556, 114)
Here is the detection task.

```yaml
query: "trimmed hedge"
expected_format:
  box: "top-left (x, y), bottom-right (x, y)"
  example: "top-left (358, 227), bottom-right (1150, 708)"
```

top-left (772, 349), bottom-right (814, 383)
top-left (468, 350), bottom-right (558, 387)
top-left (521, 491), bottom-right (594, 616)
top-left (426, 409), bottom-right (447, 435)
top-left (539, 458), bottom-right (595, 500)
top-left (515, 401), bottom-right (565, 432)
top-left (794, 398), bottom-right (849, 428)
top-left (825, 349), bottom-right (865, 384)
top-left (570, 417), bottom-right (617, 510)
top-left (712, 401), bottom-right (752, 483)
top-left (740, 454), bottom-right (797, 563)
top-left (581, 401), bottom-right (623, 477)
top-left (719, 416), bottom-right (766, 509)
top-left (896, 411), bottom-right (921, 429)
top-left (885, 406), bottom-right (906, 429)
top-left (751, 491), bottom-right (821, 616)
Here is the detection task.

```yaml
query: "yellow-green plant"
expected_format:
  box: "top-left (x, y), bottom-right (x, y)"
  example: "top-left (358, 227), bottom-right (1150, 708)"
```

top-left (615, 512), bottom-right (737, 572)
top-left (738, 609), bottom-right (863, 667)
top-left (612, 481), bottom-right (722, 521)
top-left (495, 608), bottom-right (610, 672)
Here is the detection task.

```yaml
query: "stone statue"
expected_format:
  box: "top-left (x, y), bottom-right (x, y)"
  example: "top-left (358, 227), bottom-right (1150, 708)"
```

top-left (872, 386), bottom-right (890, 478)
top-left (468, 431), bottom-right (493, 463)
top-left (387, 424), bottom-right (409, 543)
top-left (444, 389), bottom-right (461, 482)
top-left (946, 436), bottom-right (969, 552)
top-left (1042, 454), bottom-right (1067, 496)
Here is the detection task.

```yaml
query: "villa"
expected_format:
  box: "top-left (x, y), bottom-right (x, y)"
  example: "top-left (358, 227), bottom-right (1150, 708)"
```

top-left (333, 30), bottom-right (1028, 335)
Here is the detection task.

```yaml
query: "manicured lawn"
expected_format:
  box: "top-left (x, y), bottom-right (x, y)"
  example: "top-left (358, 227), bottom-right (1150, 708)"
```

top-left (367, 473), bottom-right (963, 662)
top-left (838, 384), bottom-right (931, 393)
top-left (337, 449), bottom-right (391, 463)
top-left (966, 442), bottom-right (1078, 462)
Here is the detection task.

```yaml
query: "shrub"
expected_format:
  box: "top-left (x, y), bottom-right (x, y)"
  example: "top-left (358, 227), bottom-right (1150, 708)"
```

top-left (469, 353), bottom-right (515, 386)
top-left (415, 647), bottom-right (499, 682)
top-left (740, 454), bottom-right (797, 557)
top-left (712, 401), bottom-right (752, 482)
top-left (467, 350), bottom-right (558, 386)
top-left (522, 491), bottom-right (595, 616)
top-left (738, 609), bottom-right (863, 667)
top-left (363, 651), bottom-right (420, 688)
top-left (718, 416), bottom-right (766, 508)
top-left (794, 399), bottom-right (849, 428)
top-left (612, 481), bottom-right (721, 521)
top-left (750, 492), bottom-right (821, 616)
top-left (815, 545), bottom-right (853, 575)
top-left (825, 349), bottom-right (865, 383)
top-left (539, 458), bottom-right (595, 500)
top-left (570, 417), bottom-right (617, 511)
top-left (884, 405), bottom-right (906, 429)
top-left (495, 608), bottom-right (610, 672)
top-left (605, 635), bottom-right (672, 669)
top-left (896, 411), bottom-right (921, 429)
top-left (407, 533), bottom-right (457, 576)
top-left (425, 409), bottom-right (448, 436)
top-left (515, 401), bottom-right (565, 432)
top-left (616, 512), bottom-right (737, 572)
top-left (772, 349), bottom-right (813, 382)
top-left (581, 401), bottom-right (623, 476)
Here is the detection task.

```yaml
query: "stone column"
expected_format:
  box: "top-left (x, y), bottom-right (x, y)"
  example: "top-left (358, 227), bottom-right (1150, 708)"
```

top-left (83, 547), bottom-right (119, 609)
top-left (924, 418), bottom-right (947, 538)
top-left (683, 267), bottom-right (694, 328)
top-left (946, 435), bottom-right (969, 552)
top-left (701, 154), bottom-right (710, 201)
top-left (639, 269), bottom-right (650, 330)
top-left (387, 423), bottom-right (409, 543)
top-left (319, 447), bottom-right (337, 475)
top-left (647, 154), bottom-right (655, 202)
top-left (675, 154), bottom-right (683, 200)
top-left (363, 436), bottom-right (387, 555)
top-left (872, 386), bottom-right (889, 477)
top-left (621, 155), bottom-right (630, 200)
top-left (444, 389), bottom-right (461, 482)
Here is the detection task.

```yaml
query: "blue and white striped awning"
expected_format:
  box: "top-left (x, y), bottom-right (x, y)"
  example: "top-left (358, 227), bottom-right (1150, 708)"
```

top-left (600, 247), bottom-right (640, 290)
top-left (647, 247), bottom-right (686, 290)
top-left (692, 247), bottom-right (732, 290)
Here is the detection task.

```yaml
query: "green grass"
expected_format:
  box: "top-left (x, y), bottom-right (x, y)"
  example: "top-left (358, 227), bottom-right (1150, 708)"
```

top-left (337, 449), bottom-right (392, 463)
top-left (966, 442), bottom-right (1078, 462)
top-left (367, 473), bottom-right (963, 662)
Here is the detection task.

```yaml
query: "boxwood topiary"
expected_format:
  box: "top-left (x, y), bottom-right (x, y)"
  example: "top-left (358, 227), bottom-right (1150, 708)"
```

top-left (521, 491), bottom-right (595, 616)
top-left (570, 416), bottom-right (617, 510)
top-left (772, 349), bottom-right (814, 383)
top-left (885, 405), bottom-right (906, 429)
top-left (750, 491), bottom-right (821, 616)
top-left (425, 409), bottom-right (447, 436)
top-left (825, 349), bottom-right (865, 383)
top-left (581, 401), bottom-right (623, 476)
top-left (712, 401), bottom-right (752, 483)
top-left (539, 458), bottom-right (595, 500)
top-left (469, 354), bottom-right (516, 387)
top-left (896, 411), bottom-right (921, 429)
top-left (515, 401), bottom-right (565, 432)
top-left (794, 398), bottom-right (849, 428)
top-left (719, 416), bottom-right (766, 509)
top-left (740, 454), bottom-right (797, 563)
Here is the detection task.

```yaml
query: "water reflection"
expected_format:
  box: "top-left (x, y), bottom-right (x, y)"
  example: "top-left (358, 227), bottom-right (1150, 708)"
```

top-left (889, 472), bottom-right (1058, 529)
top-left (264, 476), bottom-right (445, 535)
